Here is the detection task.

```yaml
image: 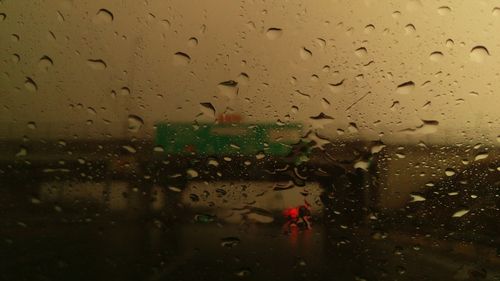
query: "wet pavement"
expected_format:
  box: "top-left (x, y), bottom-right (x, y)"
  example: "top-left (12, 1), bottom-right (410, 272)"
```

top-left (2, 214), bottom-right (500, 281)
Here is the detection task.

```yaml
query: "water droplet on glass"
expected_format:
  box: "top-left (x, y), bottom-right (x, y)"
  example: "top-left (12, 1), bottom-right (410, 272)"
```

top-left (127, 115), bottom-right (144, 133)
top-left (0, 13), bottom-right (6, 21)
top-left (38, 56), bottom-right (53, 71)
top-left (445, 168), bottom-right (456, 177)
top-left (168, 186), bottom-right (182, 192)
top-left (221, 237), bottom-right (240, 248)
top-left (94, 9), bottom-right (114, 23)
top-left (87, 59), bottom-right (107, 70)
top-left (405, 24), bottom-right (416, 34)
top-left (11, 34), bottom-right (20, 42)
top-left (173, 52), bottom-right (191, 66)
top-left (237, 72), bottom-right (249, 84)
top-left (24, 77), bottom-right (38, 92)
top-left (315, 38), bottom-right (326, 48)
top-left (296, 257), bottom-right (307, 267)
top-left (266, 27), bottom-right (283, 40)
top-left (27, 121), bottom-right (36, 129)
top-left (354, 160), bottom-right (370, 171)
top-left (446, 39), bottom-right (454, 48)
top-left (235, 268), bottom-right (251, 277)
top-left (189, 193), bottom-right (200, 202)
top-left (470, 46), bottom-right (489, 63)
top-left (300, 47), bottom-right (312, 60)
top-left (208, 159), bottom-right (219, 166)
top-left (187, 37), bottom-right (198, 47)
top-left (310, 112), bottom-right (334, 120)
top-left (218, 80), bottom-right (238, 99)
top-left (410, 194), bottom-right (426, 202)
top-left (355, 47), bottom-right (367, 57)
top-left (364, 24), bottom-right (375, 33)
top-left (186, 169), bottom-right (199, 178)
top-left (153, 146), bottom-right (164, 153)
top-left (429, 51), bottom-right (444, 61)
top-left (120, 87), bottom-right (130, 96)
top-left (329, 79), bottom-right (345, 93)
top-left (452, 209), bottom-right (469, 218)
top-left (474, 153), bottom-right (488, 161)
top-left (87, 107), bottom-right (97, 115)
top-left (16, 146), bottom-right (28, 157)
top-left (371, 143), bottom-right (386, 154)
top-left (396, 81), bottom-right (415, 94)
top-left (493, 7), bottom-right (500, 16)
top-left (437, 6), bottom-right (451, 15)
top-left (57, 11), bottom-right (65, 22)
top-left (160, 19), bottom-right (171, 29)
top-left (122, 145), bottom-right (136, 154)
top-left (200, 102), bottom-right (216, 117)
top-left (348, 122), bottom-right (359, 133)
top-left (11, 54), bottom-right (20, 63)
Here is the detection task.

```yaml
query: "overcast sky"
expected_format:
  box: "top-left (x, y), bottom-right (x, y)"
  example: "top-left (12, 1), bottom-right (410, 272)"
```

top-left (1, 0), bottom-right (499, 145)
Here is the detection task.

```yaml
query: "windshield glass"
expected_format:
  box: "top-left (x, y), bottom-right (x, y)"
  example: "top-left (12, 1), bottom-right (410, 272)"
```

top-left (1, 1), bottom-right (499, 280)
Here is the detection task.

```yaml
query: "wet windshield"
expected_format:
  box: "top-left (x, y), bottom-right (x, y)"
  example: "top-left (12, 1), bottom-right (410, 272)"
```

top-left (1, 1), bottom-right (499, 280)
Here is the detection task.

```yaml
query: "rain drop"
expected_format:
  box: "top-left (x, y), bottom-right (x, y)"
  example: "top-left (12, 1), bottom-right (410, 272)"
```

top-left (437, 6), bottom-right (451, 15)
top-left (38, 56), bottom-right (53, 71)
top-left (94, 9), bottom-right (114, 23)
top-left (235, 268), bottom-right (251, 277)
top-left (187, 37), bottom-right (198, 47)
top-left (16, 146), bottom-right (28, 157)
top-left (445, 39), bottom-right (454, 48)
top-left (153, 146), bottom-right (164, 153)
top-left (348, 122), bottom-right (359, 133)
top-left (364, 24), bottom-right (375, 33)
top-left (354, 160), bottom-right (370, 171)
top-left (122, 145), bottom-right (136, 154)
top-left (200, 102), bottom-right (216, 117)
top-left (409, 194), bottom-right (426, 202)
top-left (120, 87), bottom-right (131, 96)
top-left (27, 121), bottom-right (36, 130)
top-left (266, 28), bottom-right (283, 40)
top-left (310, 112), bottom-right (334, 120)
top-left (493, 7), bottom-right (500, 16)
top-left (24, 77), bottom-right (38, 92)
top-left (11, 54), bottom-right (20, 63)
top-left (470, 46), bottom-right (489, 63)
top-left (0, 13), bottom-right (6, 21)
top-left (186, 169), bottom-right (199, 178)
top-left (474, 153), bottom-right (488, 161)
top-left (173, 52), bottom-right (191, 66)
top-left (221, 237), bottom-right (240, 248)
top-left (355, 47), bottom-right (367, 57)
top-left (452, 209), bottom-right (469, 218)
top-left (127, 115), bottom-right (144, 133)
top-left (405, 24), bottom-right (416, 34)
top-left (396, 81), bottom-right (415, 94)
top-left (237, 72), bottom-right (249, 84)
top-left (328, 79), bottom-right (345, 93)
top-left (445, 168), bottom-right (456, 177)
top-left (429, 51), bottom-right (444, 61)
top-left (87, 59), bottom-right (107, 70)
top-left (217, 80), bottom-right (238, 99)
top-left (300, 47), bottom-right (312, 60)
top-left (57, 11), bottom-right (65, 22)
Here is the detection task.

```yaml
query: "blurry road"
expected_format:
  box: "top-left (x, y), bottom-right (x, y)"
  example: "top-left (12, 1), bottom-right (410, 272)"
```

top-left (2, 214), bottom-right (500, 281)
